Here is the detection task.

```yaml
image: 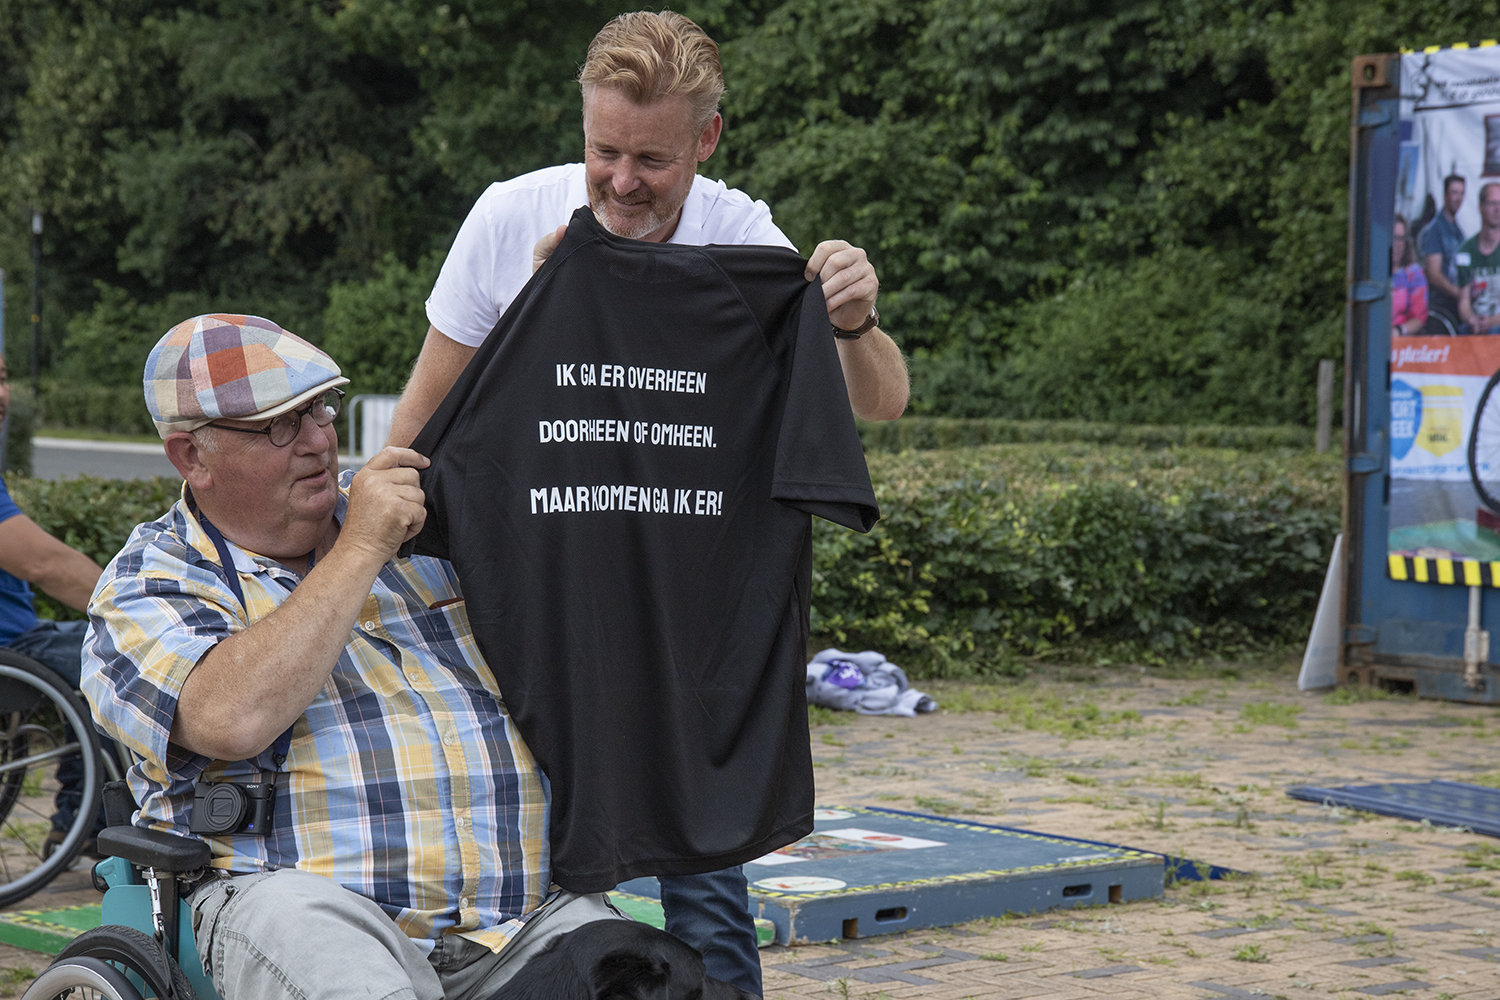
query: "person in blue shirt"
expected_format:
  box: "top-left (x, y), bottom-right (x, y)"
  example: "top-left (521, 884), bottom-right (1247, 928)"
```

top-left (1419, 174), bottom-right (1467, 332)
top-left (0, 358), bottom-right (109, 848)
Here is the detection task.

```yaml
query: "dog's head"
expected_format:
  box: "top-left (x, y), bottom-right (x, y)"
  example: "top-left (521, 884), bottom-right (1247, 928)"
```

top-left (590, 921), bottom-right (753, 1000)
top-left (498, 919), bottom-right (757, 1000)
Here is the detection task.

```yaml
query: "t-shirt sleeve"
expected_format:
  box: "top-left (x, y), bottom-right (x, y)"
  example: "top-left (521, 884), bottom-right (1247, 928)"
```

top-left (0, 478), bottom-right (24, 527)
top-left (426, 189), bottom-right (508, 348)
top-left (771, 283), bottom-right (879, 532)
top-left (1457, 244), bottom-right (1475, 288)
top-left (738, 204), bottom-right (796, 251)
top-left (427, 170), bottom-right (590, 348)
top-left (81, 530), bottom-right (241, 781)
top-left (1417, 221), bottom-right (1441, 260)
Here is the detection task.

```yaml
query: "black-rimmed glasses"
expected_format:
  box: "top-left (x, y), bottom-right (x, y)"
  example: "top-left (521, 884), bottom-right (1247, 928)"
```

top-left (205, 388), bottom-right (345, 447)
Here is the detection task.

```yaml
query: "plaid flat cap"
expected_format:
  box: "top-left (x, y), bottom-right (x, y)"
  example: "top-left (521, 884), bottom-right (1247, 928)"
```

top-left (145, 314), bottom-right (350, 437)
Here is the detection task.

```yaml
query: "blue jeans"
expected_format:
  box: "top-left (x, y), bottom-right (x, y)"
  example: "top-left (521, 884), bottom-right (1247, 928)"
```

top-left (8, 619), bottom-right (110, 836)
top-left (660, 867), bottom-right (761, 995)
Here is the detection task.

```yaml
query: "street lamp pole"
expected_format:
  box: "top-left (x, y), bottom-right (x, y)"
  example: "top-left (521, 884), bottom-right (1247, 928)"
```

top-left (30, 211), bottom-right (42, 397)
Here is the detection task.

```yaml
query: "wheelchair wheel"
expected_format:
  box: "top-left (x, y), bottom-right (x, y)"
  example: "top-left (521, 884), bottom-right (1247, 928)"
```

top-left (21, 956), bottom-right (144, 1000)
top-left (56, 927), bottom-right (195, 1000)
top-left (0, 650), bottom-right (104, 906)
top-left (1471, 368), bottom-right (1500, 514)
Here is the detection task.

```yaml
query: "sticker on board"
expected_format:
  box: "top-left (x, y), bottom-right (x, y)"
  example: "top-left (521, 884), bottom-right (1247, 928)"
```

top-left (752, 875), bottom-right (848, 893)
top-left (812, 808), bottom-right (855, 821)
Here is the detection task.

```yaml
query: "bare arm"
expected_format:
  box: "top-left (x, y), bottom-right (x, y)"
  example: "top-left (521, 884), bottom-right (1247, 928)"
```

top-left (0, 515), bottom-right (102, 611)
top-left (1425, 253), bottom-right (1461, 300)
top-left (386, 327), bottom-right (478, 449)
top-left (836, 330), bottom-right (909, 421)
top-left (170, 448), bottom-right (429, 760)
top-left (806, 241), bottom-right (909, 420)
top-left (1460, 282), bottom-right (1475, 325)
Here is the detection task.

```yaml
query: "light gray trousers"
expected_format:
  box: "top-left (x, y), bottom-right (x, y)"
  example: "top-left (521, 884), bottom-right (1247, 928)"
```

top-left (189, 870), bottom-right (624, 1000)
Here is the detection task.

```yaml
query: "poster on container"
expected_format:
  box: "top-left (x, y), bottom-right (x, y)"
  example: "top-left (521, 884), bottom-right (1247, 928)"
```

top-left (1388, 45), bottom-right (1500, 581)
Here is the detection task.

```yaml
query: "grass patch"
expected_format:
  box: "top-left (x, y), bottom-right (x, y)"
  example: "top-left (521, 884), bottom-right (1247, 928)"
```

top-left (807, 705), bottom-right (849, 727)
top-left (913, 796), bottom-right (963, 816)
top-left (945, 685), bottom-right (1147, 737)
top-left (1393, 870), bottom-right (1436, 886)
top-left (1239, 701), bottom-right (1303, 728)
top-left (0, 969), bottom-right (34, 988)
top-left (1323, 685), bottom-right (1410, 705)
top-left (1461, 842), bottom-right (1500, 870)
top-left (1232, 943), bottom-right (1269, 963)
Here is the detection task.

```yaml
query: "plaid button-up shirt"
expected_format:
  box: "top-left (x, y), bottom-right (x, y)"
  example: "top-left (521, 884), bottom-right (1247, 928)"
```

top-left (82, 473), bottom-right (550, 952)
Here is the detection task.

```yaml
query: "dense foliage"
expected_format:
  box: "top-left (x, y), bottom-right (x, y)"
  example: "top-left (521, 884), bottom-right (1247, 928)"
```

top-left (811, 443), bottom-right (1341, 676)
top-left (6, 474), bottom-right (179, 619)
top-left (857, 417), bottom-right (1313, 453)
top-left (4, 0), bottom-right (1499, 419)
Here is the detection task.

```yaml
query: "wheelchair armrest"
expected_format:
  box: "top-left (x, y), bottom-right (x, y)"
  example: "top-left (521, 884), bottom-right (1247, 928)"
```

top-left (96, 826), bottom-right (212, 872)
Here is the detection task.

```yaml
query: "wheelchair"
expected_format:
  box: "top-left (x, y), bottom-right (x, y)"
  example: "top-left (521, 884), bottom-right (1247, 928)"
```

top-left (22, 783), bottom-right (219, 1000)
top-left (0, 648), bottom-right (123, 906)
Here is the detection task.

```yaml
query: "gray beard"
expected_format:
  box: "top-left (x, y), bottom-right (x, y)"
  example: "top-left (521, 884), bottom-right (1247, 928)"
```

top-left (591, 201), bottom-right (674, 241)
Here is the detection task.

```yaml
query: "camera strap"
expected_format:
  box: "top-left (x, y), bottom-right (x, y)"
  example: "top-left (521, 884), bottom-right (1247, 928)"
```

top-left (187, 487), bottom-right (295, 773)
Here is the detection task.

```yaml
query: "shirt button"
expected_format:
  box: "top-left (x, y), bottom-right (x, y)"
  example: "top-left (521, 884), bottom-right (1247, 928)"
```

top-left (363, 620), bottom-right (376, 631)
top-left (442, 731), bottom-right (457, 746)
top-left (460, 896), bottom-right (471, 910)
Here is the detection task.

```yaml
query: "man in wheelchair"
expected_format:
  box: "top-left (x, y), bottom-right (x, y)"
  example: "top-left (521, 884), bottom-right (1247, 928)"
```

top-left (79, 315), bottom-right (650, 1000)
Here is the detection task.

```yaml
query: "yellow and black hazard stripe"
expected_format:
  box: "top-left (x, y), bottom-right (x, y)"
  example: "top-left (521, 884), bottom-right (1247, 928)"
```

top-left (1388, 554), bottom-right (1500, 587)
top-left (1400, 40), bottom-right (1500, 53)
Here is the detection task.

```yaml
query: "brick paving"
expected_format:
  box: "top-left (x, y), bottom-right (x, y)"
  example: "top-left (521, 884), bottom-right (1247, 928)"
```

top-left (1, 665), bottom-right (1497, 998)
top-left (758, 666), bottom-right (1500, 999)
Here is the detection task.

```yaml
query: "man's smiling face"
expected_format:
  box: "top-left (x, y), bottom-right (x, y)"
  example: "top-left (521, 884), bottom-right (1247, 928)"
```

top-left (582, 86), bottom-right (720, 243)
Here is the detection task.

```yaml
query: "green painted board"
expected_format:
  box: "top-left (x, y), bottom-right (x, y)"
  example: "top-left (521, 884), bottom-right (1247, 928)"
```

top-left (0, 903), bottom-right (101, 955)
top-left (607, 891), bottom-right (776, 947)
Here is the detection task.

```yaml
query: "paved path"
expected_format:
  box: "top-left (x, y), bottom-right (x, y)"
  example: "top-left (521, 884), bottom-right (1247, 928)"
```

top-left (1, 669), bottom-right (1496, 998)
top-left (29, 437), bottom-right (369, 481)
top-left (31, 437), bottom-right (180, 481)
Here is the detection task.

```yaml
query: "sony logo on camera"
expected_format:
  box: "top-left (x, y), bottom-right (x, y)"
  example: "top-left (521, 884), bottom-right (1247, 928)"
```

top-left (189, 778), bottom-right (275, 836)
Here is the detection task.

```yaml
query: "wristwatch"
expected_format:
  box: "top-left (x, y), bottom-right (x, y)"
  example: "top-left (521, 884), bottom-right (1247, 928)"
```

top-left (832, 306), bottom-right (879, 340)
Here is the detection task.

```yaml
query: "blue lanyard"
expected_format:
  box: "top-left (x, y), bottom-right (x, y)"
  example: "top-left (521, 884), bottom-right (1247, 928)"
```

top-left (186, 487), bottom-right (297, 771)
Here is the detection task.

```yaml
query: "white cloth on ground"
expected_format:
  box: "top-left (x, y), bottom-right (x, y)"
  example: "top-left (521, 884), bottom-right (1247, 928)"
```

top-left (805, 648), bottom-right (937, 717)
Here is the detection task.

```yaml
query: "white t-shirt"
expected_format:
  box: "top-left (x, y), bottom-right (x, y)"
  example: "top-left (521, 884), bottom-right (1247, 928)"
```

top-left (426, 163), bottom-right (796, 347)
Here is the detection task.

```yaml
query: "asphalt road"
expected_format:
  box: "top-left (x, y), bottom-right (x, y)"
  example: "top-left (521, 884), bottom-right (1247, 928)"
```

top-left (28, 438), bottom-right (368, 481)
top-left (31, 437), bottom-right (181, 481)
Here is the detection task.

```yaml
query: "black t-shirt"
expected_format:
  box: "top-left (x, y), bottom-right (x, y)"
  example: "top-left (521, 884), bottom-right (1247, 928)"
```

top-left (409, 208), bottom-right (879, 893)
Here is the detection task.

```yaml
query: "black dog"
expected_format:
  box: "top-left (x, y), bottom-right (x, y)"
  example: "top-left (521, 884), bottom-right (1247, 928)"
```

top-left (491, 919), bottom-right (759, 1000)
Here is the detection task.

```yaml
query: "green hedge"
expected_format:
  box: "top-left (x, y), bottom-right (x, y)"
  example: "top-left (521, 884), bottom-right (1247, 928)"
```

top-left (6, 475), bottom-right (180, 620)
top-left (810, 443), bottom-right (1340, 676)
top-left (2, 443), bottom-right (1339, 676)
top-left (5, 386), bottom-right (34, 477)
top-left (857, 417), bottom-right (1316, 453)
top-left (33, 380), bottom-right (155, 437)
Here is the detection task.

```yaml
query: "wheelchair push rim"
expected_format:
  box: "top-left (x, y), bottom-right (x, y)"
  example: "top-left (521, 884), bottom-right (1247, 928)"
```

top-left (0, 655), bottom-right (104, 906)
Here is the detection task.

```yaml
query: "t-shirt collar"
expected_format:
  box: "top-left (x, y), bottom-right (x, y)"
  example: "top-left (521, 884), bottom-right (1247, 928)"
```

top-left (667, 175), bottom-right (704, 245)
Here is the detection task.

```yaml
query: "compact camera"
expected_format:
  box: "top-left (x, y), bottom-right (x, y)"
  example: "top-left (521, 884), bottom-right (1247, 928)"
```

top-left (189, 778), bottom-right (276, 835)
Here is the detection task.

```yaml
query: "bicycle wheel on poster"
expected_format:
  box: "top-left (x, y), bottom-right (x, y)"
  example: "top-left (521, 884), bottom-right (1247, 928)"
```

top-left (1468, 368), bottom-right (1500, 514)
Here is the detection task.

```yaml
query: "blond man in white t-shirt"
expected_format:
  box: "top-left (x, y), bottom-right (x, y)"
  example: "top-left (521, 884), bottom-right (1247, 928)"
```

top-left (387, 13), bottom-right (909, 996)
